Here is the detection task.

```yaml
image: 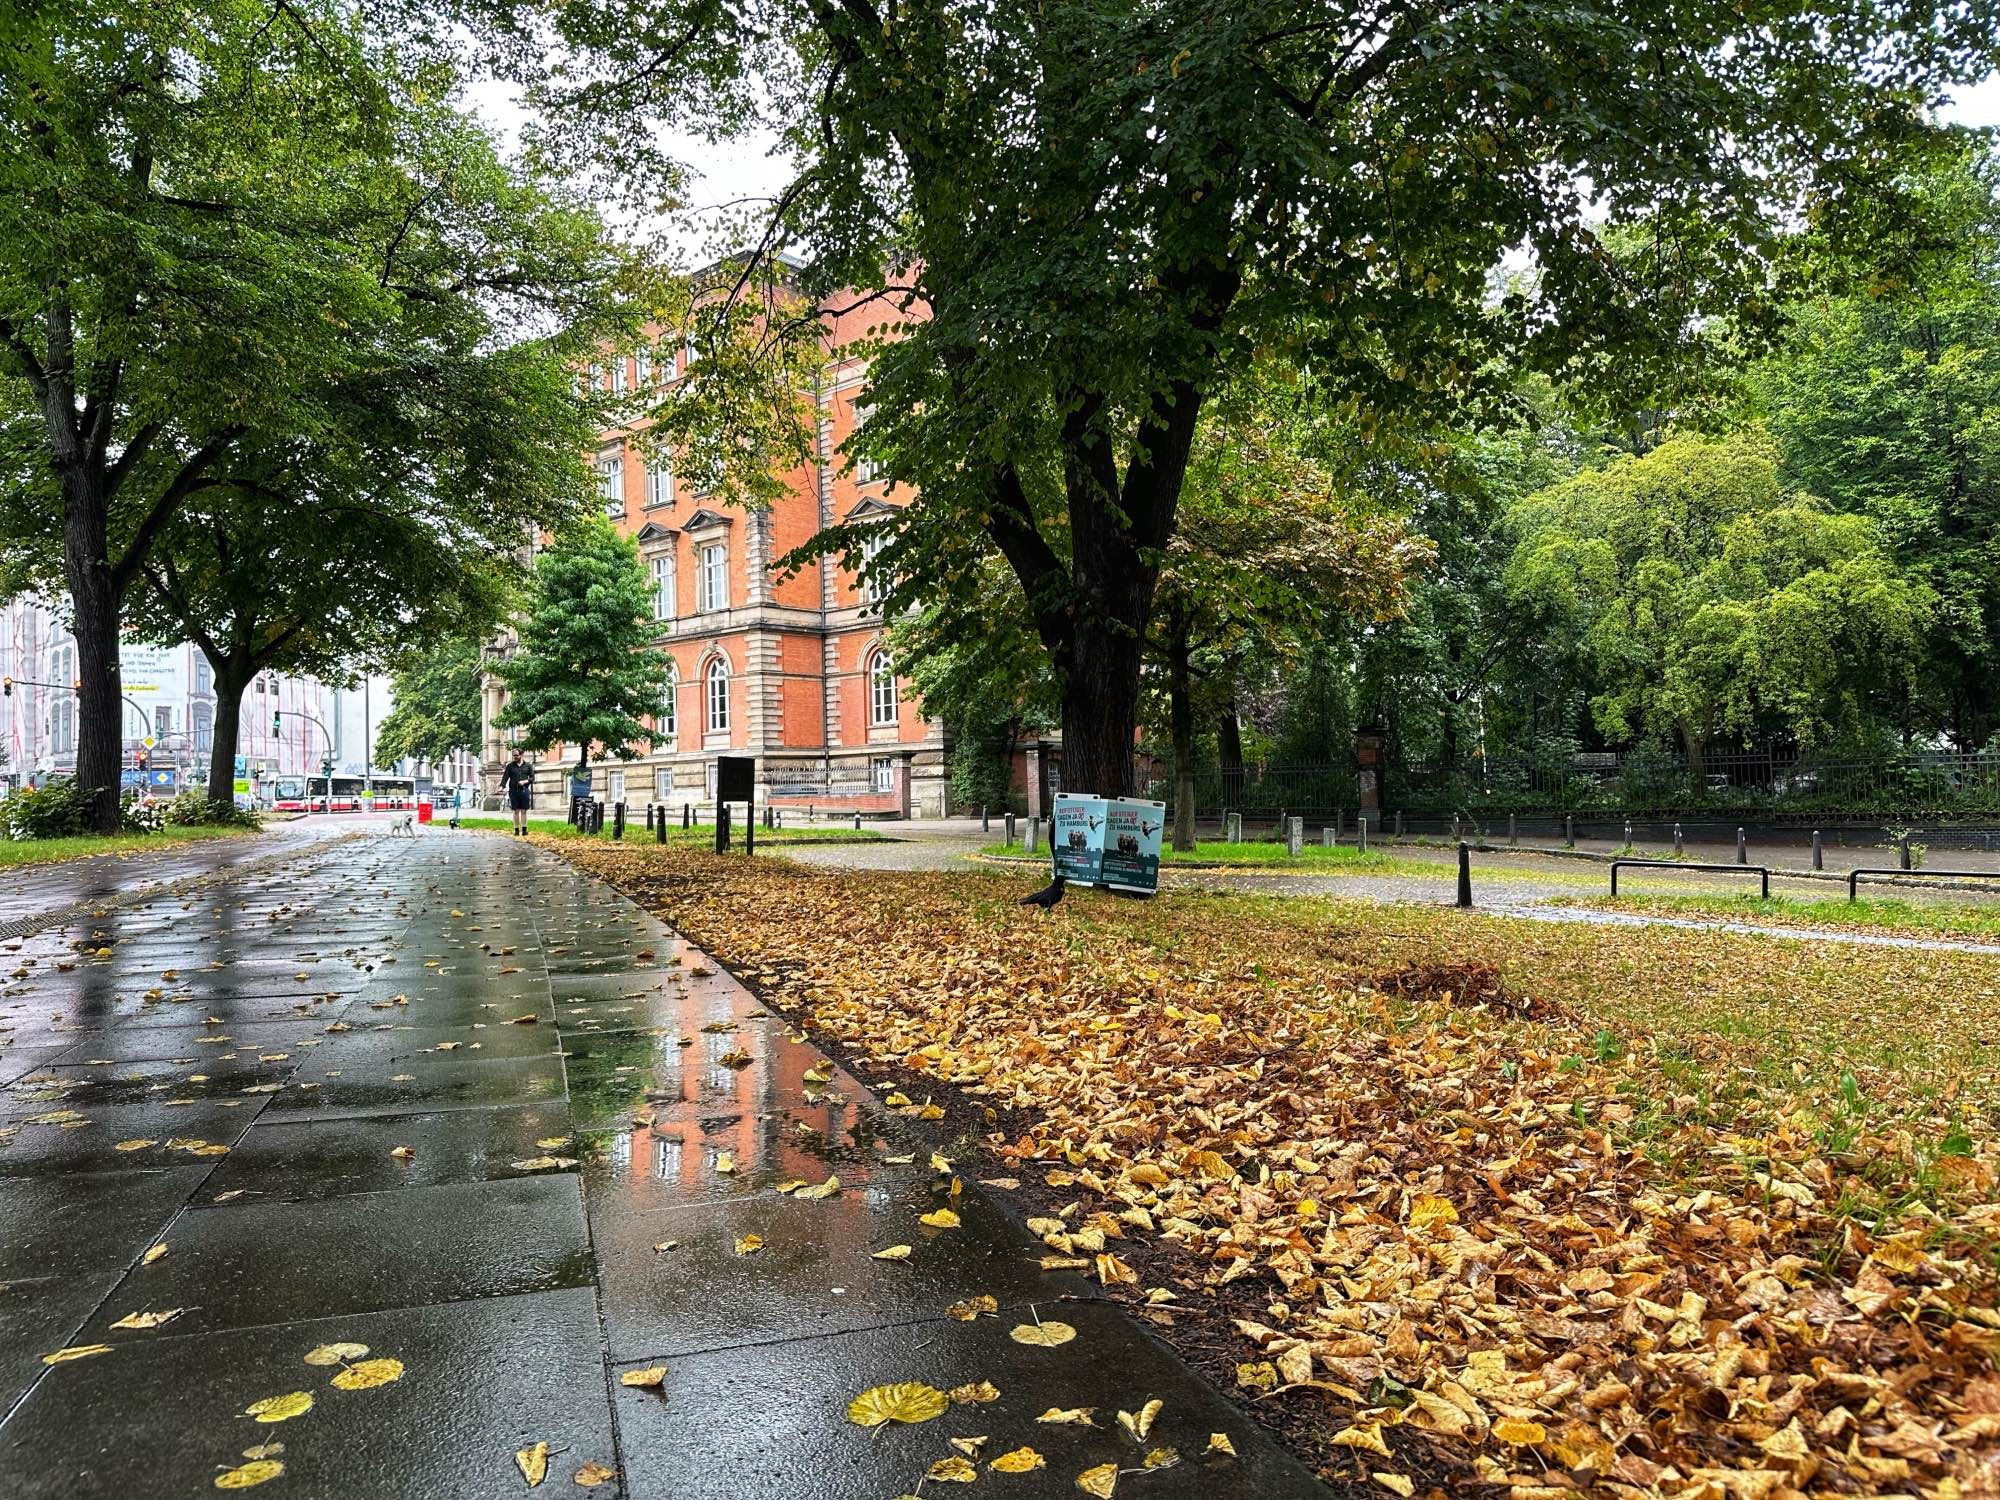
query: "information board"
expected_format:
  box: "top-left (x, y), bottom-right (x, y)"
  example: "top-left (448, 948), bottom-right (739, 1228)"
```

top-left (1100, 797), bottom-right (1166, 894)
top-left (715, 756), bottom-right (755, 803)
top-left (1051, 793), bottom-right (1106, 885)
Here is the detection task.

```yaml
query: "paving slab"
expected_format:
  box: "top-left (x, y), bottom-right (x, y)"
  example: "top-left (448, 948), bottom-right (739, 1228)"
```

top-left (0, 1286), bottom-right (616, 1499)
top-left (610, 1299), bottom-right (1328, 1499)
top-left (75, 1175), bottom-right (593, 1341)
top-left (0, 1097), bottom-right (266, 1176)
top-left (204, 1105), bottom-right (579, 1203)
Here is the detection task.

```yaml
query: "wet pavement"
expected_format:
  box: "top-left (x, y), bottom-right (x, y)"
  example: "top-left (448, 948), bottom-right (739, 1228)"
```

top-left (0, 832), bottom-right (1328, 1498)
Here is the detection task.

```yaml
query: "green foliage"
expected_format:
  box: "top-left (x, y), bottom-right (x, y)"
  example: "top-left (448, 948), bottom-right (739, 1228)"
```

top-left (1506, 430), bottom-right (1935, 759)
top-left (497, 0), bottom-right (1997, 795)
top-left (493, 522), bottom-right (672, 770)
top-left (376, 636), bottom-right (487, 770)
top-left (4, 781), bottom-right (96, 840)
top-left (158, 790), bottom-right (258, 829)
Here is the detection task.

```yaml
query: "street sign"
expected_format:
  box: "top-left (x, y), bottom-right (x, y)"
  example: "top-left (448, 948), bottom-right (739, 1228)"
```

top-left (1101, 798), bottom-right (1166, 894)
top-left (1051, 793), bottom-right (1106, 886)
top-left (141, 736), bottom-right (154, 750)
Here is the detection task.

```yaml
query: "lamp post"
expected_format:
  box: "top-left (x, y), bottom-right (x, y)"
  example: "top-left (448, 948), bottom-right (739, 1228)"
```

top-left (275, 710), bottom-right (336, 811)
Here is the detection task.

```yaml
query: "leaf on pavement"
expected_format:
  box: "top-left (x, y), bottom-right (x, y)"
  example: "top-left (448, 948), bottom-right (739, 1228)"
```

top-left (1037, 1407), bottom-right (1095, 1426)
top-left (949, 1380), bottom-right (1000, 1405)
top-left (926, 1456), bottom-right (978, 1483)
top-left (303, 1343), bottom-right (369, 1367)
top-left (214, 1460), bottom-right (285, 1489)
top-left (872, 1245), bottom-right (913, 1261)
top-left (1010, 1321), bottom-right (1076, 1348)
top-left (1117, 1400), bottom-right (1162, 1441)
top-left (991, 1447), bottom-right (1046, 1473)
top-left (1076, 1462), bottom-right (1119, 1497)
top-left (515, 1441), bottom-right (549, 1487)
top-left (945, 1294), bottom-right (997, 1321)
top-left (620, 1366), bottom-right (666, 1389)
top-left (331, 1357), bottom-right (404, 1390)
top-left (110, 1309), bottom-right (182, 1330)
top-left (245, 1392), bottom-right (314, 1423)
top-left (734, 1234), bottom-right (763, 1256)
top-left (918, 1208), bottom-right (960, 1229)
top-left (573, 1460), bottom-right (616, 1487)
top-left (846, 1382), bottom-right (949, 1428)
top-left (42, 1344), bottom-right (113, 1365)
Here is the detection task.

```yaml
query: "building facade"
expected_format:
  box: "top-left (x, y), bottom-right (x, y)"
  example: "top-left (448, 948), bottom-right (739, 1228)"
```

top-left (0, 596), bottom-right (342, 795)
top-left (481, 298), bottom-right (950, 819)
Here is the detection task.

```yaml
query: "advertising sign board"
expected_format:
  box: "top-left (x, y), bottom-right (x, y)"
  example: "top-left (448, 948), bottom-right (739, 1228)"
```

top-left (1100, 798), bottom-right (1165, 894)
top-left (1051, 793), bottom-right (1106, 886)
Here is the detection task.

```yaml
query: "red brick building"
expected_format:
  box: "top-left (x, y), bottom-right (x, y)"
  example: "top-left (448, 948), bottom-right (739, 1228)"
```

top-left (480, 296), bottom-right (949, 818)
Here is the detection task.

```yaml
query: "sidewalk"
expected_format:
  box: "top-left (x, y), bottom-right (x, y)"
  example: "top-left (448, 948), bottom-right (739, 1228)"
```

top-left (0, 831), bottom-right (1327, 1497)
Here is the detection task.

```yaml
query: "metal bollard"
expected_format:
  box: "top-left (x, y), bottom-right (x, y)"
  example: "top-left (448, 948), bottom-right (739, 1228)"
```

top-left (655, 809), bottom-right (665, 844)
top-left (1394, 811), bottom-right (1404, 838)
top-left (1456, 841), bottom-right (1473, 908)
top-left (1358, 819), bottom-right (1368, 854)
top-left (1335, 809), bottom-right (1345, 841)
top-left (1736, 827), bottom-right (1747, 865)
top-left (683, 802), bottom-right (691, 830)
top-left (645, 805), bottom-right (654, 832)
top-left (1673, 822), bottom-right (1683, 857)
top-left (981, 805), bottom-right (990, 834)
top-left (1900, 834), bottom-right (1912, 871)
top-left (853, 811), bottom-right (862, 831)
top-left (1451, 813), bottom-right (1461, 839)
top-left (613, 803), bottom-right (625, 840)
top-left (1564, 814), bottom-right (1574, 848)
top-left (1812, 829), bottom-right (1822, 871)
top-left (1508, 813), bottom-right (1517, 847)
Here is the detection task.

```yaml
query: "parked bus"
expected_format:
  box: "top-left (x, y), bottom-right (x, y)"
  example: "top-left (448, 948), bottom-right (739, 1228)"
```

top-left (271, 775), bottom-right (419, 812)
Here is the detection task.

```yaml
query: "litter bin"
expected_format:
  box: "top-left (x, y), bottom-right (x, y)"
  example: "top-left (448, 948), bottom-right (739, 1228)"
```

top-left (417, 801), bottom-right (433, 824)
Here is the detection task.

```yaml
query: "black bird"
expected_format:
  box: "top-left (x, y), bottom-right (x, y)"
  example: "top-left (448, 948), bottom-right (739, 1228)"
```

top-left (1019, 873), bottom-right (1067, 909)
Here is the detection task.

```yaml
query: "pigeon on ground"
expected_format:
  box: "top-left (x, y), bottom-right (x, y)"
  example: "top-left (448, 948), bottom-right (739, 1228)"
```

top-left (1019, 873), bottom-right (1067, 909)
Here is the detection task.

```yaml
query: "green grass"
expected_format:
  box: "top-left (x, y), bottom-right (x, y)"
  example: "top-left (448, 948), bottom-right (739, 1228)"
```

top-left (455, 815), bottom-right (885, 845)
top-left (1569, 889), bottom-right (2000, 941)
top-left (0, 823), bottom-right (255, 869)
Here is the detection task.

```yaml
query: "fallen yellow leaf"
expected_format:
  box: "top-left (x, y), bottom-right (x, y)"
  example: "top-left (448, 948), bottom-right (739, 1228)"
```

top-left (245, 1391), bottom-right (314, 1423)
top-left (620, 1366), bottom-right (666, 1389)
top-left (846, 1382), bottom-right (949, 1428)
top-left (1010, 1321), bottom-right (1077, 1348)
top-left (214, 1460), bottom-right (285, 1489)
top-left (1077, 1462), bottom-right (1119, 1497)
top-left (516, 1441), bottom-right (549, 1487)
top-left (991, 1447), bottom-right (1046, 1473)
top-left (330, 1357), bottom-right (404, 1391)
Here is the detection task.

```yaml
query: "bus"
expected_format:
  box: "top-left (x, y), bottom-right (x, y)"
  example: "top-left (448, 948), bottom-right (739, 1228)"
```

top-left (271, 775), bottom-right (420, 812)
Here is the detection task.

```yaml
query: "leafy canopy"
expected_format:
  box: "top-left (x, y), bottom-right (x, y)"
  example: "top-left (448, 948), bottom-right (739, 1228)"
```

top-left (376, 636), bottom-right (487, 770)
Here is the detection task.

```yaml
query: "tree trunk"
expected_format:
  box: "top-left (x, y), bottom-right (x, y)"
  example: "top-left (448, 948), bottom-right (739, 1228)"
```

top-left (62, 485), bottom-right (125, 835)
top-left (1059, 625), bottom-right (1142, 798)
top-left (1217, 694), bottom-right (1244, 806)
top-left (207, 668), bottom-right (249, 810)
top-left (1168, 634), bottom-right (1196, 851)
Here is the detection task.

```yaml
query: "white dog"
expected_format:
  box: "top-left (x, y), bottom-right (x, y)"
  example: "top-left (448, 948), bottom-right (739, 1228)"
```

top-left (387, 814), bottom-right (415, 837)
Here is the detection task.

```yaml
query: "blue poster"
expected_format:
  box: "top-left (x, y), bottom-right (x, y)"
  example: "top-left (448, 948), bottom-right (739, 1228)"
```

top-left (569, 770), bottom-right (592, 801)
top-left (1051, 794), bottom-right (1106, 886)
top-left (1100, 798), bottom-right (1165, 894)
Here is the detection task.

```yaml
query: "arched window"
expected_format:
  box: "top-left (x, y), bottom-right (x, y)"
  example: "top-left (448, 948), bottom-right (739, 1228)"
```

top-left (869, 649), bottom-right (898, 727)
top-left (658, 663), bottom-right (677, 746)
top-left (704, 657), bottom-right (730, 734)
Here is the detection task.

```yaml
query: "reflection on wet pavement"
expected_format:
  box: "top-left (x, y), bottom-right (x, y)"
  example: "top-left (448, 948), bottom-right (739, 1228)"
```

top-left (0, 833), bottom-right (1327, 1498)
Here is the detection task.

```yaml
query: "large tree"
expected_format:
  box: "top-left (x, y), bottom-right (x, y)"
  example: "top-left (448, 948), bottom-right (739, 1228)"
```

top-left (1506, 431), bottom-right (1936, 769)
top-left (492, 522), bottom-right (672, 781)
top-left (0, 3), bottom-right (626, 829)
top-left (376, 636), bottom-right (487, 773)
top-left (488, 0), bottom-right (1998, 795)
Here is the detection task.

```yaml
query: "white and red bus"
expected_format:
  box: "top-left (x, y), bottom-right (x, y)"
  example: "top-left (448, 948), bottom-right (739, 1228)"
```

top-left (271, 775), bottom-right (419, 812)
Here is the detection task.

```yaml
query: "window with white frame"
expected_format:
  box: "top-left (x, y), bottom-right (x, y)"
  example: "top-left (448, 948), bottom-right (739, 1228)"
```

top-left (851, 402), bottom-right (878, 483)
top-left (611, 357), bottom-right (628, 393)
top-left (870, 756), bottom-right (895, 792)
top-left (650, 554), bottom-right (676, 621)
top-left (195, 659), bottom-right (212, 694)
top-left (698, 541), bottom-right (727, 612)
top-left (191, 702), bottom-right (213, 752)
top-left (634, 346), bottom-right (651, 385)
top-left (859, 529), bottom-right (889, 606)
top-left (599, 452), bottom-right (625, 517)
top-left (704, 657), bottom-right (730, 733)
top-left (869, 649), bottom-right (898, 726)
top-left (658, 663), bottom-right (677, 744)
top-left (645, 457), bottom-right (673, 509)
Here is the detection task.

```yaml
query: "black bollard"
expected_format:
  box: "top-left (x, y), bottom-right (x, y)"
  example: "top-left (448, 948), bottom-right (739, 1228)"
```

top-left (1812, 828), bottom-right (1822, 871)
top-left (682, 802), bottom-right (691, 830)
top-left (981, 805), bottom-right (990, 834)
top-left (1736, 827), bottom-right (1747, 865)
top-left (613, 803), bottom-right (625, 840)
top-left (1900, 834), bottom-right (1912, 871)
top-left (655, 808), bottom-right (665, 844)
top-left (1508, 813), bottom-right (1517, 847)
top-left (1393, 810), bottom-right (1404, 838)
top-left (1673, 822), bottom-right (1683, 857)
top-left (1564, 814), bottom-right (1574, 849)
top-left (1456, 841), bottom-right (1473, 908)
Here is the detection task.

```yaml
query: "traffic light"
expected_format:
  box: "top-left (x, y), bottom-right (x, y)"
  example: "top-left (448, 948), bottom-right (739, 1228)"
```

top-left (136, 751), bottom-right (148, 772)
top-left (2, 677), bottom-right (10, 697)
top-left (272, 711), bottom-right (282, 736)
top-left (320, 757), bottom-right (334, 778)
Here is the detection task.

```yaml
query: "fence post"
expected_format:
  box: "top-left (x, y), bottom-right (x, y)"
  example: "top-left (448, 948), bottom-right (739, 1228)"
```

top-left (1812, 829), bottom-right (1822, 871)
top-left (1286, 816), bottom-right (1303, 857)
top-left (1564, 814), bottom-right (1574, 849)
top-left (1456, 841), bottom-right (1472, 908)
top-left (1508, 813), bottom-right (1517, 847)
top-left (1736, 827), bottom-right (1747, 865)
top-left (1673, 822), bottom-right (1683, 857)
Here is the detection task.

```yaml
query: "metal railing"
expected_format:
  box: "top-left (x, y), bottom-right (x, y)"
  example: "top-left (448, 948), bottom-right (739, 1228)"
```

top-left (1846, 867), bottom-right (2000, 900)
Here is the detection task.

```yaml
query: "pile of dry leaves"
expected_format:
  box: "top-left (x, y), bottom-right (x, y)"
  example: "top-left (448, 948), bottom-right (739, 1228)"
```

top-left (558, 843), bottom-right (2000, 1500)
